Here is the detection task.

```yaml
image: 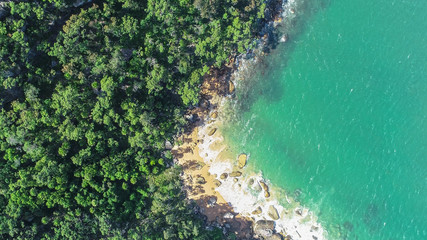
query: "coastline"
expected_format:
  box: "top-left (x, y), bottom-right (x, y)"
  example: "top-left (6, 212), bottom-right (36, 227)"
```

top-left (172, 0), bottom-right (326, 239)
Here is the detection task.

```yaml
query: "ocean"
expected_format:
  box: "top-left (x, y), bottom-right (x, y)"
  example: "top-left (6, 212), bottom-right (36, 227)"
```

top-left (222, 0), bottom-right (427, 239)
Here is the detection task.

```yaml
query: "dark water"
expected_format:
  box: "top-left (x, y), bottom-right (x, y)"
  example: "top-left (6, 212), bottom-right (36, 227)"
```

top-left (224, 0), bottom-right (427, 239)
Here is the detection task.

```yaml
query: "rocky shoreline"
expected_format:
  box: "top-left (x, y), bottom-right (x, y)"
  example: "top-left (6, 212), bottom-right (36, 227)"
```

top-left (172, 0), bottom-right (327, 239)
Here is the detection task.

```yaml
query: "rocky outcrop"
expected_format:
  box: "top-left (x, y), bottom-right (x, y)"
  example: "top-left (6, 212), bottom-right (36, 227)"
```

top-left (229, 171), bottom-right (242, 177)
top-left (259, 181), bottom-right (270, 198)
top-left (254, 220), bottom-right (275, 238)
top-left (268, 205), bottom-right (280, 220)
top-left (238, 154), bottom-right (247, 168)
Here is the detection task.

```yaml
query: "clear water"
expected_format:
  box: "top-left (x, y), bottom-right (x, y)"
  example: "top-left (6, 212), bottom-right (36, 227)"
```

top-left (223, 0), bottom-right (427, 239)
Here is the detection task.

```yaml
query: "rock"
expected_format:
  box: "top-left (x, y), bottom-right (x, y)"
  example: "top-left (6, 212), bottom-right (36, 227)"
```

top-left (223, 212), bottom-right (234, 219)
top-left (210, 111), bottom-right (218, 119)
top-left (237, 153), bottom-right (247, 168)
top-left (254, 220), bottom-right (275, 238)
top-left (229, 171), bottom-right (242, 177)
top-left (220, 173), bottom-right (228, 180)
top-left (248, 178), bottom-right (255, 186)
top-left (229, 81), bottom-right (235, 94)
top-left (295, 208), bottom-right (303, 216)
top-left (213, 179), bottom-right (221, 187)
top-left (208, 128), bottom-right (217, 136)
top-left (259, 181), bottom-right (270, 198)
top-left (233, 178), bottom-right (238, 183)
top-left (208, 197), bottom-right (217, 206)
top-left (252, 206), bottom-right (263, 215)
top-left (196, 177), bottom-right (206, 184)
top-left (268, 205), bottom-right (280, 220)
top-left (271, 233), bottom-right (284, 240)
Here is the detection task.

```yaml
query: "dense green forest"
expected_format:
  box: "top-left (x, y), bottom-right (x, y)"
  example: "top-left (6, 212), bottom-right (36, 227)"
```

top-left (0, 0), bottom-right (272, 239)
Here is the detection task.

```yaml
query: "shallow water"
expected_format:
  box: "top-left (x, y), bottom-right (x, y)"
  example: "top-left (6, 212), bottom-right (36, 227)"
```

top-left (223, 0), bottom-right (427, 239)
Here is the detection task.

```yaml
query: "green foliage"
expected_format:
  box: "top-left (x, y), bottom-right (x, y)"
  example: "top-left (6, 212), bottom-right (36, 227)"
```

top-left (0, 0), bottom-right (269, 239)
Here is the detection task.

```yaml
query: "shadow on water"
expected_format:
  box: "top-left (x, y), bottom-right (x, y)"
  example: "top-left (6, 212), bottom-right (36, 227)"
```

top-left (232, 0), bottom-right (332, 116)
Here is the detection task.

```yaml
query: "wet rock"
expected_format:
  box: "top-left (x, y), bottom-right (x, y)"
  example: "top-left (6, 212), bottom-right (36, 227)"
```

top-left (254, 220), bottom-right (275, 238)
top-left (252, 206), bottom-right (263, 215)
top-left (268, 205), bottom-right (280, 220)
top-left (220, 173), bottom-right (228, 180)
top-left (208, 197), bottom-right (217, 206)
top-left (223, 212), bottom-right (234, 219)
top-left (229, 171), bottom-right (242, 177)
top-left (196, 177), bottom-right (206, 184)
top-left (259, 181), bottom-right (270, 198)
top-left (210, 111), bottom-right (218, 119)
top-left (213, 179), bottom-right (221, 187)
top-left (208, 128), bottom-right (217, 136)
top-left (229, 81), bottom-right (235, 94)
top-left (238, 153), bottom-right (247, 168)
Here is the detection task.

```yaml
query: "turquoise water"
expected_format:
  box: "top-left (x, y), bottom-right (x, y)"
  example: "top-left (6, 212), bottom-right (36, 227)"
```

top-left (224, 0), bottom-right (427, 239)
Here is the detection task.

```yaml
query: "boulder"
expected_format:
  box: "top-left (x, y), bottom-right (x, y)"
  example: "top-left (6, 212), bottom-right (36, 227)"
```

top-left (165, 140), bottom-right (173, 150)
top-left (210, 111), bottom-right (218, 119)
top-left (208, 128), bottom-right (217, 136)
top-left (229, 81), bottom-right (235, 94)
top-left (195, 177), bottom-right (206, 184)
top-left (270, 233), bottom-right (284, 240)
top-left (295, 208), bottom-right (303, 216)
top-left (254, 220), bottom-right (275, 238)
top-left (252, 206), bottom-right (263, 215)
top-left (207, 197), bottom-right (217, 206)
top-left (237, 154), bottom-right (247, 168)
top-left (229, 171), bottom-right (242, 177)
top-left (233, 178), bottom-right (238, 183)
top-left (213, 179), bottom-right (221, 187)
top-left (259, 181), bottom-right (270, 198)
top-left (223, 212), bottom-right (234, 219)
top-left (220, 173), bottom-right (228, 180)
top-left (268, 205), bottom-right (280, 220)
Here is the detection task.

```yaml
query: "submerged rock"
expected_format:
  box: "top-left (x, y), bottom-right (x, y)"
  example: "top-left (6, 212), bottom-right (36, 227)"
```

top-left (252, 206), bottom-right (263, 215)
top-left (208, 128), bottom-right (217, 136)
top-left (268, 205), bottom-right (280, 220)
top-left (254, 220), bottom-right (275, 237)
top-left (248, 178), bottom-right (255, 186)
top-left (229, 171), bottom-right (242, 177)
top-left (237, 153), bottom-right (247, 168)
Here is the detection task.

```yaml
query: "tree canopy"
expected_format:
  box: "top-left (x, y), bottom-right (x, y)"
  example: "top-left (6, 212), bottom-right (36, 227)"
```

top-left (0, 0), bottom-right (268, 239)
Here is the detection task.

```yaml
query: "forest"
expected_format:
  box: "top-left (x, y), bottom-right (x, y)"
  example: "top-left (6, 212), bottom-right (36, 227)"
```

top-left (0, 0), bottom-right (269, 239)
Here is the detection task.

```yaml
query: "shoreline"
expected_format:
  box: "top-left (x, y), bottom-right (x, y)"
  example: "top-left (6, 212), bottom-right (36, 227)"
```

top-left (172, 0), bottom-right (327, 239)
